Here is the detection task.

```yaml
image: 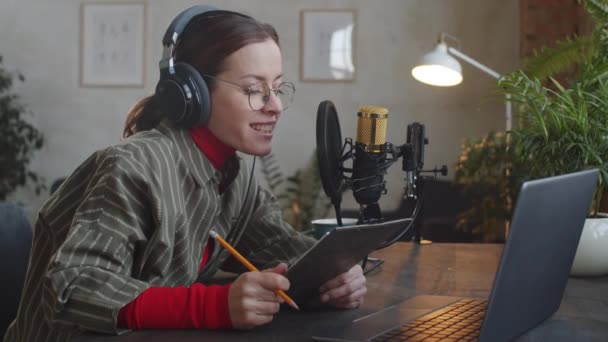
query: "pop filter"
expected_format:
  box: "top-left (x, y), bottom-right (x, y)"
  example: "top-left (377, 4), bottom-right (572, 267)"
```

top-left (316, 100), bottom-right (344, 213)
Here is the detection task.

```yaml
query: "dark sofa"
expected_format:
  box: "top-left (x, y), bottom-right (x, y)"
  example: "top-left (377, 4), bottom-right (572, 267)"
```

top-left (0, 203), bottom-right (32, 337)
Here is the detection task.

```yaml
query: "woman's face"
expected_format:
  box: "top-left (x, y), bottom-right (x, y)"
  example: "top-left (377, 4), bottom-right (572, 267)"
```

top-left (207, 39), bottom-right (284, 156)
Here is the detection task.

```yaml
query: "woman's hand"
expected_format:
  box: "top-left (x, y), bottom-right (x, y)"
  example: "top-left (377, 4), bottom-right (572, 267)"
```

top-left (319, 264), bottom-right (367, 309)
top-left (228, 263), bottom-right (289, 330)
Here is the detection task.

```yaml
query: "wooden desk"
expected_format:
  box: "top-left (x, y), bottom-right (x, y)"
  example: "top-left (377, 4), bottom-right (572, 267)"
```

top-left (73, 242), bottom-right (608, 341)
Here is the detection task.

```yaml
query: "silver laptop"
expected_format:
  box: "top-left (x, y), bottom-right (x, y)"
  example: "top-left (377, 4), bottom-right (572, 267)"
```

top-left (312, 169), bottom-right (599, 342)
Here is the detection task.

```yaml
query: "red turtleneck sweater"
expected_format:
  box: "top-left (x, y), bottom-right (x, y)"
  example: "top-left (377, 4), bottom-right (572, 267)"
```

top-left (117, 125), bottom-right (236, 330)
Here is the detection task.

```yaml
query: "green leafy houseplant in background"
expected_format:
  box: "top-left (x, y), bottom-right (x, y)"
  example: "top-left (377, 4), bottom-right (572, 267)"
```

top-left (504, 70), bottom-right (608, 209)
top-left (0, 55), bottom-right (45, 200)
top-left (455, 0), bottom-right (608, 237)
top-left (454, 132), bottom-right (527, 239)
top-left (522, 0), bottom-right (606, 83)
top-left (260, 150), bottom-right (335, 232)
top-left (503, 0), bottom-right (608, 214)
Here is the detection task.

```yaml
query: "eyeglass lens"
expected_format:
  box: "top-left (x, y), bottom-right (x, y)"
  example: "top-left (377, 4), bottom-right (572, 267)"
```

top-left (247, 82), bottom-right (295, 111)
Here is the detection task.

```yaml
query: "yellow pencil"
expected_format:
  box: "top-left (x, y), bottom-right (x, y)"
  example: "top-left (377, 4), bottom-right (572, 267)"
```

top-left (209, 230), bottom-right (300, 311)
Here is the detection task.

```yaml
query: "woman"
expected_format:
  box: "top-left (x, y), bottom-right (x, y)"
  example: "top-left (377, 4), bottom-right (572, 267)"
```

top-left (4, 6), bottom-right (366, 342)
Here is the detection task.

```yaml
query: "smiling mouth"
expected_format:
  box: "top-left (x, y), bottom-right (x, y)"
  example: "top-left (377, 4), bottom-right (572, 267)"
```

top-left (251, 124), bottom-right (274, 133)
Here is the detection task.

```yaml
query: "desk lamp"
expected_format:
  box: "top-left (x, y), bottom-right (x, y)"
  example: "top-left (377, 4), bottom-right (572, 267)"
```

top-left (412, 33), bottom-right (514, 238)
top-left (411, 33), bottom-right (512, 131)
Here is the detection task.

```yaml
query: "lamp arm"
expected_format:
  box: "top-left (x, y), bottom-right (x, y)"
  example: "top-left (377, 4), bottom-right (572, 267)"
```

top-left (505, 94), bottom-right (512, 131)
top-left (448, 46), bottom-right (512, 131)
top-left (447, 46), bottom-right (501, 79)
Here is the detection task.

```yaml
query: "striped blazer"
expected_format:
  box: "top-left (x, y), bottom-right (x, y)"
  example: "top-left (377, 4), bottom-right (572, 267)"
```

top-left (4, 121), bottom-right (316, 342)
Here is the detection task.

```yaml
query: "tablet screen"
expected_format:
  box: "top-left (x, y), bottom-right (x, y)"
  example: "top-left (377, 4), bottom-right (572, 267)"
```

top-left (285, 218), bottom-right (412, 300)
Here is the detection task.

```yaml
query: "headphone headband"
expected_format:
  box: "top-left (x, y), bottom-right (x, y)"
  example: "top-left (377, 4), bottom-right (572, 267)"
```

top-left (160, 6), bottom-right (251, 71)
top-left (162, 5), bottom-right (219, 46)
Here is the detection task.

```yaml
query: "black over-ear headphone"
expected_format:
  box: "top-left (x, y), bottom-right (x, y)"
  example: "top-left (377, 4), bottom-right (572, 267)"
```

top-left (155, 5), bottom-right (250, 128)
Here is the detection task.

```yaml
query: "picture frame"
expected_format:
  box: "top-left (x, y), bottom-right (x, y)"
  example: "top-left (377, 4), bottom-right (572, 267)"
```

top-left (300, 9), bottom-right (357, 82)
top-left (80, 2), bottom-right (146, 87)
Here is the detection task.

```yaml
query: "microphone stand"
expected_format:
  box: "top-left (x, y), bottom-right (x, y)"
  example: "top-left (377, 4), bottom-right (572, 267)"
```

top-left (412, 176), bottom-right (430, 244)
top-left (357, 203), bottom-right (382, 224)
top-left (413, 165), bottom-right (448, 244)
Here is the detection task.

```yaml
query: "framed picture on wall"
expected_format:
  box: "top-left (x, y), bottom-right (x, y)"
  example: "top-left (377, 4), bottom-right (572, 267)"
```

top-left (300, 9), bottom-right (357, 82)
top-left (80, 2), bottom-right (146, 87)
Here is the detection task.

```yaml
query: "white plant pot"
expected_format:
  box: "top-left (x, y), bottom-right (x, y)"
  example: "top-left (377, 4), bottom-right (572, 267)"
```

top-left (570, 217), bottom-right (608, 277)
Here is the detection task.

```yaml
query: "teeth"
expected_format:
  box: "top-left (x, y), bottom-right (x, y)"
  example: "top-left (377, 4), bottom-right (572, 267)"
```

top-left (251, 124), bottom-right (273, 133)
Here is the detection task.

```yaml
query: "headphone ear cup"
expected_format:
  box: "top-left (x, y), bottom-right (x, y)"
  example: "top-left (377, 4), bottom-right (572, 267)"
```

top-left (155, 62), bottom-right (211, 128)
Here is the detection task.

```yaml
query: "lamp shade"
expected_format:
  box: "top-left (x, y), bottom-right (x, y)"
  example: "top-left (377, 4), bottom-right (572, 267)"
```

top-left (411, 42), bottom-right (463, 87)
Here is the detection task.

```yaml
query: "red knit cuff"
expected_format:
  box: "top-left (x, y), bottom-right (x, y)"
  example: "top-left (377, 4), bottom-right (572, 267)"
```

top-left (198, 282), bottom-right (233, 329)
top-left (117, 298), bottom-right (136, 329)
top-left (117, 283), bottom-right (233, 330)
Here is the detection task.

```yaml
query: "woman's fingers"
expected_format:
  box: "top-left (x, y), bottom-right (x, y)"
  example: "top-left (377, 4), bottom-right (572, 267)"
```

top-left (329, 286), bottom-right (367, 308)
top-left (229, 271), bottom-right (289, 330)
top-left (319, 264), bottom-right (360, 293)
top-left (319, 265), bottom-right (365, 303)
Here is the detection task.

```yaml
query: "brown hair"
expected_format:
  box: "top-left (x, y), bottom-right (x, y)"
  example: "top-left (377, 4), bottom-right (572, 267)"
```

top-left (123, 12), bottom-right (279, 138)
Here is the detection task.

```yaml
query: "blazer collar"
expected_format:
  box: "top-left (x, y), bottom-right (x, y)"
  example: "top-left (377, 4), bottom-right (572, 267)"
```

top-left (156, 120), bottom-right (219, 187)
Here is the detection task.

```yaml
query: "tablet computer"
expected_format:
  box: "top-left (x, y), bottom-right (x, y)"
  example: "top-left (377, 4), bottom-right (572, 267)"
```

top-left (285, 218), bottom-right (412, 300)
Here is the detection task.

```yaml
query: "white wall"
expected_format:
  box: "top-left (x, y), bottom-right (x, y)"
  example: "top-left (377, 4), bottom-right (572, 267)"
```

top-left (0, 0), bottom-right (519, 218)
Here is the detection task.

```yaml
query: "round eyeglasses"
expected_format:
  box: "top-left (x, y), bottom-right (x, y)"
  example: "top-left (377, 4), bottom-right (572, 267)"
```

top-left (203, 74), bottom-right (296, 111)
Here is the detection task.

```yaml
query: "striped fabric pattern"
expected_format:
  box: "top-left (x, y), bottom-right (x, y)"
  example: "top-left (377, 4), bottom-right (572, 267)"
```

top-left (4, 121), bottom-right (316, 342)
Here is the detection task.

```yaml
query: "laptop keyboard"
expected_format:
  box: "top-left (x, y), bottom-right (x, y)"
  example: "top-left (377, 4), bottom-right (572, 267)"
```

top-left (370, 298), bottom-right (487, 342)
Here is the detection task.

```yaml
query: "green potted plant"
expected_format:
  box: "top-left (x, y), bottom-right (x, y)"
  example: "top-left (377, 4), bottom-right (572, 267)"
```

top-left (0, 55), bottom-right (45, 201)
top-left (500, 70), bottom-right (608, 209)
top-left (455, 0), bottom-right (608, 240)
top-left (455, 0), bottom-right (608, 231)
top-left (456, 0), bottom-right (608, 275)
top-left (499, 69), bottom-right (608, 276)
top-left (503, 0), bottom-right (608, 276)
